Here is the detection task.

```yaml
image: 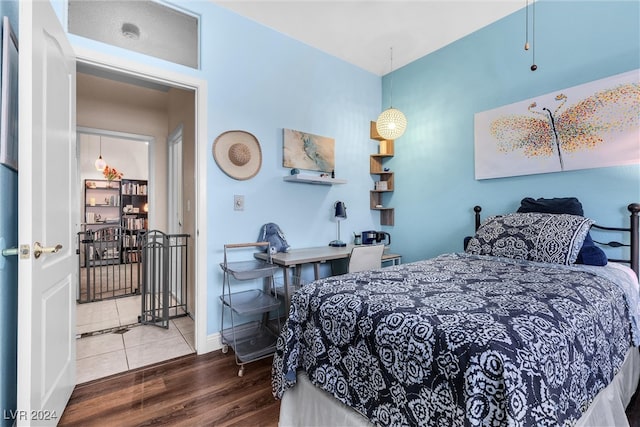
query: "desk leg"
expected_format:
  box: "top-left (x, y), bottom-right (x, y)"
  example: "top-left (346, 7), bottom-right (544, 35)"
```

top-left (282, 266), bottom-right (291, 317)
top-left (313, 262), bottom-right (320, 280)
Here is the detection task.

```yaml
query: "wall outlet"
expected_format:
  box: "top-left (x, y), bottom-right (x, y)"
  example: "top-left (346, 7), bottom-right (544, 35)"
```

top-left (234, 195), bottom-right (244, 211)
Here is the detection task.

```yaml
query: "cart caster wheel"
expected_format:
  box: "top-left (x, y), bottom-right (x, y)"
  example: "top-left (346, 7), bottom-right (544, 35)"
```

top-left (222, 345), bottom-right (228, 354)
top-left (238, 367), bottom-right (244, 377)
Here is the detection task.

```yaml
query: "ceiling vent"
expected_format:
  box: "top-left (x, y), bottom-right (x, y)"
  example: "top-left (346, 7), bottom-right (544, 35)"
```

top-left (68, 1), bottom-right (199, 69)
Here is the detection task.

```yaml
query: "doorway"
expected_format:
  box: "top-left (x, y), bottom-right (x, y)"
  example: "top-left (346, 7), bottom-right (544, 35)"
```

top-left (73, 64), bottom-right (200, 383)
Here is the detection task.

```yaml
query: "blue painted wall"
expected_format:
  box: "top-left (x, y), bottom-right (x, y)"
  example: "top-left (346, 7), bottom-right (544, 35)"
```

top-left (387, 0), bottom-right (640, 263)
top-left (0, 1), bottom-right (20, 423)
top-left (50, 0), bottom-right (639, 341)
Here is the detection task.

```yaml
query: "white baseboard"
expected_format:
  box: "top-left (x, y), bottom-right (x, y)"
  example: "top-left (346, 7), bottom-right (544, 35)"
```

top-left (197, 331), bottom-right (223, 355)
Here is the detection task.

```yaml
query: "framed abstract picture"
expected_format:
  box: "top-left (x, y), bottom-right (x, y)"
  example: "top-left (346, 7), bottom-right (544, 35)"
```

top-left (474, 69), bottom-right (639, 180)
top-left (0, 16), bottom-right (18, 171)
top-left (283, 128), bottom-right (335, 173)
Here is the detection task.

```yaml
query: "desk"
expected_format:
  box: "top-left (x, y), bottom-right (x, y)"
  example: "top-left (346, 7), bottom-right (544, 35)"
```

top-left (254, 245), bottom-right (401, 313)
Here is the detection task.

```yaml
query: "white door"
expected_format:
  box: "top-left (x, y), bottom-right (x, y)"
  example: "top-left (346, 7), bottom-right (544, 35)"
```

top-left (17, 1), bottom-right (77, 425)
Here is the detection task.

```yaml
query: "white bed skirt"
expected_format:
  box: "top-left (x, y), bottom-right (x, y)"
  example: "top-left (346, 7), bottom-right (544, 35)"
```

top-left (279, 347), bottom-right (640, 427)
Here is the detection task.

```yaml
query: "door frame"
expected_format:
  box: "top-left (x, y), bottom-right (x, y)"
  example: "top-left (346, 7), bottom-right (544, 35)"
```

top-left (167, 124), bottom-right (183, 236)
top-left (73, 46), bottom-right (208, 353)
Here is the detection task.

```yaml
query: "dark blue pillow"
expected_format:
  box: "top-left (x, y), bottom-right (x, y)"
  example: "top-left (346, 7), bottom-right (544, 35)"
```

top-left (518, 197), bottom-right (584, 216)
top-left (575, 235), bottom-right (608, 265)
top-left (517, 197), bottom-right (607, 266)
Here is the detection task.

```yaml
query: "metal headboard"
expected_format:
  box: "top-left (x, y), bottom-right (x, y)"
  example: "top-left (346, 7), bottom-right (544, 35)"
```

top-left (472, 203), bottom-right (640, 278)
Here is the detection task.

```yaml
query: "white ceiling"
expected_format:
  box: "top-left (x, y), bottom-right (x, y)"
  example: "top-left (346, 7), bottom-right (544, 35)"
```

top-left (212, 1), bottom-right (525, 76)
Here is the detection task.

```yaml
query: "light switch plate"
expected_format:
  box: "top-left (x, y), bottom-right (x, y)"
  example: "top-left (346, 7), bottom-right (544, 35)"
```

top-left (234, 195), bottom-right (244, 211)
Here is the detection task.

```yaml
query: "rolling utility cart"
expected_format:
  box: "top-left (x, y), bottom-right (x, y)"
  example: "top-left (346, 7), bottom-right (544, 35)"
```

top-left (220, 242), bottom-right (281, 376)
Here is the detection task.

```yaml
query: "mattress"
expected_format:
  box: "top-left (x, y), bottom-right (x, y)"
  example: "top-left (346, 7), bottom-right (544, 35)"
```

top-left (279, 346), bottom-right (640, 427)
top-left (273, 254), bottom-right (640, 426)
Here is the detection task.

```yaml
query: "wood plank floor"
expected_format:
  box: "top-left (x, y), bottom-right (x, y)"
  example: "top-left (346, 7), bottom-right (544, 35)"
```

top-left (61, 349), bottom-right (640, 426)
top-left (59, 350), bottom-right (279, 426)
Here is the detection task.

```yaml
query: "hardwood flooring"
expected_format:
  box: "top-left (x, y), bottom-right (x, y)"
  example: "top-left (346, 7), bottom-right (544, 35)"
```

top-left (61, 349), bottom-right (640, 426)
top-left (59, 351), bottom-right (279, 426)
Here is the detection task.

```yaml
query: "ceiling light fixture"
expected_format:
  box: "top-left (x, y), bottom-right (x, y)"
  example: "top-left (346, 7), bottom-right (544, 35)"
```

top-left (94, 136), bottom-right (106, 171)
top-left (376, 47), bottom-right (407, 140)
top-left (121, 22), bottom-right (140, 40)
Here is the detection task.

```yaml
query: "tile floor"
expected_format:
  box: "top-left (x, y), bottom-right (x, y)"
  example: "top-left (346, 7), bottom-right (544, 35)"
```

top-left (76, 295), bottom-right (195, 384)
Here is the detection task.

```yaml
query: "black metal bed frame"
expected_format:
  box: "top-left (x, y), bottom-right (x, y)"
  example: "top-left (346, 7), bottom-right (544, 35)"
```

top-left (473, 203), bottom-right (640, 277)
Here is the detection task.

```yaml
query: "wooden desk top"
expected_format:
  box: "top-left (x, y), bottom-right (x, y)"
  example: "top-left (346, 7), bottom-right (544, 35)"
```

top-left (254, 245), bottom-right (400, 267)
top-left (254, 245), bottom-right (355, 266)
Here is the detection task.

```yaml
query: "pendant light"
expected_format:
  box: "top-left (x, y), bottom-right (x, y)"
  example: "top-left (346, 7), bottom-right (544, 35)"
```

top-left (94, 136), bottom-right (106, 171)
top-left (376, 47), bottom-right (407, 140)
top-left (524, 0), bottom-right (538, 71)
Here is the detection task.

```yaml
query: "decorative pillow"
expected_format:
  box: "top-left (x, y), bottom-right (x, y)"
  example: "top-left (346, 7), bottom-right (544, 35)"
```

top-left (465, 212), bottom-right (594, 265)
top-left (516, 197), bottom-right (607, 266)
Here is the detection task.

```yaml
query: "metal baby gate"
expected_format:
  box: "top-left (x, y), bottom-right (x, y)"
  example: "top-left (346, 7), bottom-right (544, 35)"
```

top-left (138, 230), bottom-right (190, 328)
top-left (77, 226), bottom-right (140, 302)
top-left (77, 227), bottom-right (190, 328)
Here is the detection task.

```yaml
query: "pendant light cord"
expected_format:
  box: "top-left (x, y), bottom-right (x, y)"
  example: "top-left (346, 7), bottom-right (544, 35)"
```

top-left (389, 47), bottom-right (394, 108)
top-left (524, 0), bottom-right (529, 49)
top-left (532, 0), bottom-right (536, 65)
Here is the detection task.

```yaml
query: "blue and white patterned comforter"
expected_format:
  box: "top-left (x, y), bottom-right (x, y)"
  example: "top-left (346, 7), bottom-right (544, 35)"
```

top-left (272, 253), bottom-right (640, 426)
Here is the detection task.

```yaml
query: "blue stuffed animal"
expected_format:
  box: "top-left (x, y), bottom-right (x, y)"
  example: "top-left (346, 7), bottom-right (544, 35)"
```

top-left (258, 223), bottom-right (291, 254)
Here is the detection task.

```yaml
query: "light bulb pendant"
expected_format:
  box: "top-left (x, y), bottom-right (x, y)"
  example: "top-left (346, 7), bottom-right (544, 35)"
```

top-left (524, 42), bottom-right (530, 51)
top-left (95, 155), bottom-right (106, 171)
top-left (376, 108), bottom-right (407, 140)
top-left (376, 47), bottom-right (407, 140)
top-left (95, 135), bottom-right (106, 171)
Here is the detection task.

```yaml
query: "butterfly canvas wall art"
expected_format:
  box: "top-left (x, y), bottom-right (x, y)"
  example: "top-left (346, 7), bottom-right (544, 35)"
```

top-left (474, 69), bottom-right (639, 180)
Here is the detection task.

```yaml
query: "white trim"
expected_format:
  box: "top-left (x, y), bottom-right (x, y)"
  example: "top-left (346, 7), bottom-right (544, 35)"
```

top-left (167, 125), bottom-right (183, 235)
top-left (73, 46), bottom-right (209, 355)
top-left (168, 123), bottom-right (183, 145)
top-left (203, 332), bottom-right (224, 354)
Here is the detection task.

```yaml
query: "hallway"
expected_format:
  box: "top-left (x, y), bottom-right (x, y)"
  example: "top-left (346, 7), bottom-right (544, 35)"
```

top-left (76, 295), bottom-right (195, 384)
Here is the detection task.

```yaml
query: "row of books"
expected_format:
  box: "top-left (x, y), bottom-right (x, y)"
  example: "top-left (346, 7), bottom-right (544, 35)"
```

top-left (121, 182), bottom-right (148, 195)
top-left (125, 251), bottom-right (141, 263)
top-left (124, 218), bottom-right (146, 230)
top-left (123, 234), bottom-right (139, 248)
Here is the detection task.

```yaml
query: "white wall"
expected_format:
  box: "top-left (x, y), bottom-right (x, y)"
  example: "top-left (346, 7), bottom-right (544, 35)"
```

top-left (79, 133), bottom-right (149, 183)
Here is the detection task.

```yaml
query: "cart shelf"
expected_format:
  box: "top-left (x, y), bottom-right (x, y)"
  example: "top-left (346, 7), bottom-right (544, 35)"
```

top-left (220, 289), bottom-right (281, 316)
top-left (219, 241), bottom-right (282, 377)
top-left (220, 321), bottom-right (278, 362)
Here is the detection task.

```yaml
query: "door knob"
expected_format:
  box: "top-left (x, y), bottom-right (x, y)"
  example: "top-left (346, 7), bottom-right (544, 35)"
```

top-left (33, 242), bottom-right (63, 259)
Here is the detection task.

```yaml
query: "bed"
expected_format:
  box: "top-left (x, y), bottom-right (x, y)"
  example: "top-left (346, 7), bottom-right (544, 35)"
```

top-left (272, 199), bottom-right (640, 426)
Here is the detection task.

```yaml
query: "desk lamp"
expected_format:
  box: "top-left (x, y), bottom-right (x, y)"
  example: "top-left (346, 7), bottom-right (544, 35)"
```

top-left (329, 201), bottom-right (347, 247)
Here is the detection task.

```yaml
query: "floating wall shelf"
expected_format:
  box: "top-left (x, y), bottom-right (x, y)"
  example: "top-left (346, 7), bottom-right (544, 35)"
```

top-left (283, 174), bottom-right (347, 185)
top-left (370, 121), bottom-right (394, 226)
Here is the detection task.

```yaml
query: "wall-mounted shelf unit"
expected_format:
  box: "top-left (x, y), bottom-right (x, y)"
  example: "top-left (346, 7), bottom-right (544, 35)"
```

top-left (283, 174), bottom-right (347, 185)
top-left (370, 121), bottom-right (394, 226)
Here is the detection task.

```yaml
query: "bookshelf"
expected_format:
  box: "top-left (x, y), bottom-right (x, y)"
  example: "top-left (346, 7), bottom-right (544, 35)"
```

top-left (83, 179), bottom-right (122, 265)
top-left (120, 179), bottom-right (148, 263)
